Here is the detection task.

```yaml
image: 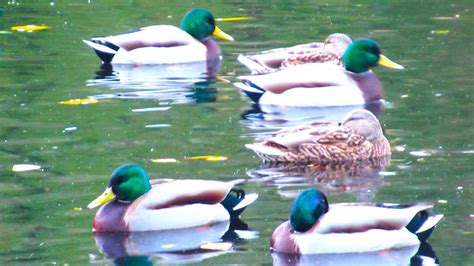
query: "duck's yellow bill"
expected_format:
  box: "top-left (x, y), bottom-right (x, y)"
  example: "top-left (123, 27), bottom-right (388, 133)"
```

top-left (212, 26), bottom-right (234, 41)
top-left (87, 187), bottom-right (116, 209)
top-left (378, 54), bottom-right (404, 69)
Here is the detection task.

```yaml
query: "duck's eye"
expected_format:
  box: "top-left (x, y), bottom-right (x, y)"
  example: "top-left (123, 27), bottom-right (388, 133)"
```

top-left (207, 17), bottom-right (215, 26)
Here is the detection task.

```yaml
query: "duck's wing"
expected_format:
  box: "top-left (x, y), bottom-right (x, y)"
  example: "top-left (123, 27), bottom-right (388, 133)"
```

top-left (315, 203), bottom-right (441, 234)
top-left (287, 127), bottom-right (372, 163)
top-left (264, 121), bottom-right (339, 149)
top-left (237, 63), bottom-right (352, 94)
top-left (135, 179), bottom-right (236, 210)
top-left (238, 42), bottom-right (325, 73)
top-left (281, 51), bottom-right (343, 68)
top-left (90, 25), bottom-right (198, 51)
top-left (245, 122), bottom-right (339, 161)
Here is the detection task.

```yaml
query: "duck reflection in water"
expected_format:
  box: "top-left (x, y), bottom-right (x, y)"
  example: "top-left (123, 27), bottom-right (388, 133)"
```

top-left (94, 219), bottom-right (256, 265)
top-left (87, 62), bottom-right (221, 105)
top-left (272, 242), bottom-right (440, 266)
top-left (248, 156), bottom-right (390, 201)
top-left (241, 101), bottom-right (383, 130)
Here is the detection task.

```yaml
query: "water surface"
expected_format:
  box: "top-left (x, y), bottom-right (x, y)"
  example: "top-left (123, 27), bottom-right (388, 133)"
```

top-left (0, 1), bottom-right (472, 265)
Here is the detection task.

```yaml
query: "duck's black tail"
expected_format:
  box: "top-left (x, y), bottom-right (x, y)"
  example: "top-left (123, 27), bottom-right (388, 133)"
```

top-left (220, 189), bottom-right (258, 219)
top-left (376, 203), bottom-right (444, 242)
top-left (83, 39), bottom-right (120, 64)
top-left (234, 82), bottom-right (265, 103)
top-left (406, 210), bottom-right (444, 242)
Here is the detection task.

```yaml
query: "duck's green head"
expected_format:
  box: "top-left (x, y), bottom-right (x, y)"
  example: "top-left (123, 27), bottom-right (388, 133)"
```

top-left (87, 164), bottom-right (151, 209)
top-left (180, 8), bottom-right (234, 42)
top-left (290, 189), bottom-right (329, 233)
top-left (342, 39), bottom-right (404, 73)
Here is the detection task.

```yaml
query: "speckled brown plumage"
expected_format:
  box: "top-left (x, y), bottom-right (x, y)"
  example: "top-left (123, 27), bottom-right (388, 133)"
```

top-left (281, 52), bottom-right (343, 68)
top-left (237, 33), bottom-right (352, 74)
top-left (246, 109), bottom-right (390, 164)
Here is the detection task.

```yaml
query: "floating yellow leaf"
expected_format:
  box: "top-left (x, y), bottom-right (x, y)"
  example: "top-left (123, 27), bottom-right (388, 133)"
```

top-left (73, 207), bottom-right (82, 211)
top-left (431, 30), bottom-right (449, 35)
top-left (200, 242), bottom-right (232, 251)
top-left (151, 158), bottom-right (178, 163)
top-left (11, 25), bottom-right (49, 32)
top-left (186, 155), bottom-right (228, 161)
top-left (59, 98), bottom-right (98, 105)
top-left (216, 17), bottom-right (254, 22)
top-left (12, 164), bottom-right (41, 172)
top-left (437, 199), bottom-right (448, 204)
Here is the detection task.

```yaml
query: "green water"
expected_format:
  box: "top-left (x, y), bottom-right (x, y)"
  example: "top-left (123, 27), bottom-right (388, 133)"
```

top-left (0, 0), bottom-right (472, 265)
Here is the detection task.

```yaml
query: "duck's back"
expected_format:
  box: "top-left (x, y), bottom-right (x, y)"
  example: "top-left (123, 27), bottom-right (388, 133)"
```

top-left (102, 25), bottom-right (198, 50)
top-left (123, 180), bottom-right (233, 231)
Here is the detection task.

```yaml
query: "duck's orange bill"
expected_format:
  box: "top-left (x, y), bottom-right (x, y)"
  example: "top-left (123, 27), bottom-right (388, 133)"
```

top-left (212, 26), bottom-right (234, 41)
top-left (378, 54), bottom-right (404, 69)
top-left (88, 187), bottom-right (116, 209)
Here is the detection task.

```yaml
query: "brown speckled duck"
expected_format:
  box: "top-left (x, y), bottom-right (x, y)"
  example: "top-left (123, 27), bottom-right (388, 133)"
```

top-left (237, 33), bottom-right (352, 74)
top-left (245, 109), bottom-right (390, 164)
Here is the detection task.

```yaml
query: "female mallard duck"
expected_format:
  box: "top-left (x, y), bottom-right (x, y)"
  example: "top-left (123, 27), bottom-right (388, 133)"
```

top-left (245, 109), bottom-right (390, 164)
top-left (83, 8), bottom-right (234, 65)
top-left (271, 189), bottom-right (443, 254)
top-left (87, 164), bottom-right (258, 232)
top-left (237, 33), bottom-right (352, 74)
top-left (235, 39), bottom-right (404, 106)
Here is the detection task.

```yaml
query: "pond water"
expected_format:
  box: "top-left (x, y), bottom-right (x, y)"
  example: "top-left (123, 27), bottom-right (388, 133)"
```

top-left (0, 1), bottom-right (472, 265)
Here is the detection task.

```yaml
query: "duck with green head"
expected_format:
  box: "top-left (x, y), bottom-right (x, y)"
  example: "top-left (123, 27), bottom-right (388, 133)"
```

top-left (83, 8), bottom-right (234, 65)
top-left (88, 164), bottom-right (258, 232)
top-left (235, 38), bottom-right (403, 107)
top-left (271, 189), bottom-right (443, 254)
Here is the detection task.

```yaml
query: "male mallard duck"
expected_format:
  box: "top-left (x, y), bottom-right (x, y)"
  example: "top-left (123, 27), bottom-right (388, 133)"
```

top-left (245, 109), bottom-right (390, 164)
top-left (83, 8), bottom-right (234, 65)
top-left (87, 164), bottom-right (258, 232)
top-left (237, 33), bottom-right (352, 74)
top-left (235, 39), bottom-right (403, 106)
top-left (271, 189), bottom-right (443, 254)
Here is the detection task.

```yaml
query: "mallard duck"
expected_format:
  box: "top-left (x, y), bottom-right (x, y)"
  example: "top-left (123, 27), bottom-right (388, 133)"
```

top-left (87, 164), bottom-right (258, 232)
top-left (245, 109), bottom-right (390, 164)
top-left (237, 33), bottom-right (352, 74)
top-left (271, 189), bottom-right (443, 254)
top-left (83, 8), bottom-right (234, 65)
top-left (235, 39), bottom-right (404, 106)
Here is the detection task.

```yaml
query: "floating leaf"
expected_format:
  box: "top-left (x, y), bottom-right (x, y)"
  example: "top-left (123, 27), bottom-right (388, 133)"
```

top-left (431, 30), bottom-right (449, 35)
top-left (186, 155), bottom-right (228, 161)
top-left (200, 242), bottom-right (232, 251)
top-left (12, 164), bottom-right (41, 172)
top-left (437, 199), bottom-right (448, 204)
top-left (145, 124), bottom-right (171, 128)
top-left (151, 158), bottom-right (178, 163)
top-left (59, 98), bottom-right (98, 105)
top-left (11, 25), bottom-right (49, 32)
top-left (216, 17), bottom-right (254, 22)
top-left (73, 207), bottom-right (82, 211)
top-left (432, 15), bottom-right (459, 21)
